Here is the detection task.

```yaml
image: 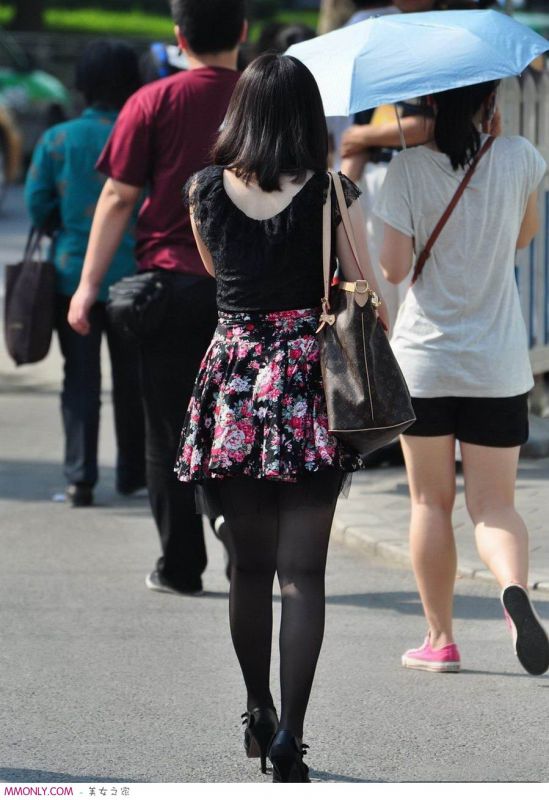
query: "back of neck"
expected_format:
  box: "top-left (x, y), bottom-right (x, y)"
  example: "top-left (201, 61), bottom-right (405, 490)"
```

top-left (187, 50), bottom-right (239, 71)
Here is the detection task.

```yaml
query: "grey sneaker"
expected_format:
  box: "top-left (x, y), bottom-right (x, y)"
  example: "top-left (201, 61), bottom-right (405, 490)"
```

top-left (145, 570), bottom-right (204, 597)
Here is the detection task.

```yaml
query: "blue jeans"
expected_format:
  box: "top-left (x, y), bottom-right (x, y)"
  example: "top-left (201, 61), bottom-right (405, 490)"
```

top-left (55, 293), bottom-right (145, 489)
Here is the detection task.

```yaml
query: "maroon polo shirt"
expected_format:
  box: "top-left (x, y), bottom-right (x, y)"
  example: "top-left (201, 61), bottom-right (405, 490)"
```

top-left (96, 66), bottom-right (240, 275)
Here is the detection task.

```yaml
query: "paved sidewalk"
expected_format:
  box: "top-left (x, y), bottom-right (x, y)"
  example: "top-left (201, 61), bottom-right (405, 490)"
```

top-left (3, 326), bottom-right (548, 594)
top-left (2, 185), bottom-right (548, 596)
top-left (333, 459), bottom-right (549, 594)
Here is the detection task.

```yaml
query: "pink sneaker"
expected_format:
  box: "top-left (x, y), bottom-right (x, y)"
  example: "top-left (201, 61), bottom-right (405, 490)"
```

top-left (401, 636), bottom-right (461, 672)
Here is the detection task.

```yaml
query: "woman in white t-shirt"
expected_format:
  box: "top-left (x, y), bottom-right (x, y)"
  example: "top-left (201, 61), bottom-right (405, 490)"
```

top-left (375, 80), bottom-right (549, 676)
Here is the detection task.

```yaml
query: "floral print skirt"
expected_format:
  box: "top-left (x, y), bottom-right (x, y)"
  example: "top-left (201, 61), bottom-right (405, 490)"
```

top-left (174, 308), bottom-right (364, 483)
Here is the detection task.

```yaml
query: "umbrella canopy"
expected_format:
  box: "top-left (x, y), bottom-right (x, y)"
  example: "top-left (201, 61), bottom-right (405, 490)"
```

top-left (286, 10), bottom-right (549, 116)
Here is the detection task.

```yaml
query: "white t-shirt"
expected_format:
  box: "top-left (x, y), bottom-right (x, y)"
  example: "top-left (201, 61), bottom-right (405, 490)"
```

top-left (374, 134), bottom-right (546, 398)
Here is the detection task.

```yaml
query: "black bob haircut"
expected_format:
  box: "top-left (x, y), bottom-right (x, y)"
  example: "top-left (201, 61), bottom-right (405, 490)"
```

top-left (214, 53), bottom-right (328, 192)
top-left (75, 40), bottom-right (141, 110)
top-left (171, 0), bottom-right (245, 55)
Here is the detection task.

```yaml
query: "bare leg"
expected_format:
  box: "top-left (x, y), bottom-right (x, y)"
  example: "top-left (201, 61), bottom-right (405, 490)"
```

top-left (461, 443), bottom-right (528, 588)
top-left (401, 435), bottom-right (457, 649)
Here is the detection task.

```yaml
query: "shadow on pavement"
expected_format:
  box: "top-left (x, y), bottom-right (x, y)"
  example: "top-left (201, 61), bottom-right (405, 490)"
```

top-left (459, 668), bottom-right (541, 679)
top-left (0, 459), bottom-right (65, 501)
top-left (0, 460), bottom-right (150, 510)
top-left (0, 768), bottom-right (134, 782)
top-left (311, 770), bottom-right (381, 783)
top-left (325, 591), bottom-right (549, 620)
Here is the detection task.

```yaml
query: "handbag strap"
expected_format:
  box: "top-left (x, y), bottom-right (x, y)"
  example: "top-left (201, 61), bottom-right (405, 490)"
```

top-left (23, 227), bottom-right (45, 263)
top-left (411, 135), bottom-right (495, 285)
top-left (322, 170), bottom-right (368, 306)
top-left (330, 169), bottom-right (366, 283)
top-left (321, 172), bottom-right (332, 306)
top-left (319, 172), bottom-right (335, 328)
top-left (319, 170), bottom-right (378, 332)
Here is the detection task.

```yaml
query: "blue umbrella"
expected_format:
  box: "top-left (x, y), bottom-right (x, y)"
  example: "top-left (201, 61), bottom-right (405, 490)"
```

top-left (286, 10), bottom-right (549, 116)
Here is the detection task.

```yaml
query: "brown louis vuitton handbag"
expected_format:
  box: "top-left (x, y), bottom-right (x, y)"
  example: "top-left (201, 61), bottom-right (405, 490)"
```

top-left (317, 171), bottom-right (415, 457)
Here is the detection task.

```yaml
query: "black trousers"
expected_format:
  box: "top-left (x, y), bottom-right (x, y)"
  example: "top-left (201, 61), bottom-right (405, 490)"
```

top-left (55, 293), bottom-right (145, 489)
top-left (139, 275), bottom-right (218, 592)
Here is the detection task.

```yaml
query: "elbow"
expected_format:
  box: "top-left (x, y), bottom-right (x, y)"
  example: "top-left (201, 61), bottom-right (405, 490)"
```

top-left (108, 192), bottom-right (135, 213)
top-left (103, 179), bottom-right (138, 212)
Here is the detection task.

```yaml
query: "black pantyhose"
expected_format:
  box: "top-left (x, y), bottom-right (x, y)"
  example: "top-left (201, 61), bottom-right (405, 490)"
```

top-left (215, 470), bottom-right (343, 739)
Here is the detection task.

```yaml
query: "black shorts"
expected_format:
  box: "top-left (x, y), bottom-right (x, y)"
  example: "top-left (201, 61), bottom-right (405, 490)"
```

top-left (404, 393), bottom-right (529, 448)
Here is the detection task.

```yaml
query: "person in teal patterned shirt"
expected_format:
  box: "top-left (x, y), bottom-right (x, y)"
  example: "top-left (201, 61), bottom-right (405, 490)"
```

top-left (25, 40), bottom-right (146, 507)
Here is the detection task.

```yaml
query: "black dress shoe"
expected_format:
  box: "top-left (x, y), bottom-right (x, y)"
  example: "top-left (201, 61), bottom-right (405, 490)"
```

top-left (116, 476), bottom-right (147, 496)
top-left (241, 707), bottom-right (278, 774)
top-left (66, 483), bottom-right (94, 508)
top-left (269, 730), bottom-right (310, 783)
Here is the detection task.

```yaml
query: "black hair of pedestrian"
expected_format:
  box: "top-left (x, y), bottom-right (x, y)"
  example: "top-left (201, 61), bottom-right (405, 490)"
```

top-left (75, 40), bottom-right (141, 110)
top-left (256, 21), bottom-right (316, 56)
top-left (270, 23), bottom-right (316, 53)
top-left (213, 53), bottom-right (328, 193)
top-left (170, 0), bottom-right (245, 55)
top-left (431, 80), bottom-right (499, 170)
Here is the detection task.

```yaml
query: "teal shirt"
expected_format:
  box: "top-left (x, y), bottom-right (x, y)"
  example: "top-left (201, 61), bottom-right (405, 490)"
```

top-left (24, 107), bottom-right (137, 302)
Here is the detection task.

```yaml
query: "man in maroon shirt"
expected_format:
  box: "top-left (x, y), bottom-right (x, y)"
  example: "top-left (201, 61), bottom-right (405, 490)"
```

top-left (69, 0), bottom-right (245, 595)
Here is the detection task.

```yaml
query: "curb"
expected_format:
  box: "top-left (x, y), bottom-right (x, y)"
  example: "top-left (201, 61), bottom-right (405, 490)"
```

top-left (331, 516), bottom-right (549, 596)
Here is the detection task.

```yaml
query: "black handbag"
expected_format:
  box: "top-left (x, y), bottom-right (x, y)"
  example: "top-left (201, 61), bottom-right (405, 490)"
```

top-left (317, 171), bottom-right (415, 457)
top-left (4, 228), bottom-right (56, 366)
top-left (106, 269), bottom-right (170, 339)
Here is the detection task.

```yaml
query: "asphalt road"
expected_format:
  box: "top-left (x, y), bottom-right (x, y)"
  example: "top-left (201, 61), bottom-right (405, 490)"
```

top-left (1, 187), bottom-right (549, 784)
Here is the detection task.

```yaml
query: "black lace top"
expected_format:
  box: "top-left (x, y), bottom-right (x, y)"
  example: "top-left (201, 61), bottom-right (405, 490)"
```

top-left (184, 166), bottom-right (361, 313)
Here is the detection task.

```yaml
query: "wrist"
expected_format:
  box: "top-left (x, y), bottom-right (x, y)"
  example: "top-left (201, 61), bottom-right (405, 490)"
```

top-left (79, 277), bottom-right (101, 296)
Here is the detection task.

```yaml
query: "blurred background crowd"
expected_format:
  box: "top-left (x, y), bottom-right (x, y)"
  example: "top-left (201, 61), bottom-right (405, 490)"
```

top-left (0, 0), bottom-right (548, 211)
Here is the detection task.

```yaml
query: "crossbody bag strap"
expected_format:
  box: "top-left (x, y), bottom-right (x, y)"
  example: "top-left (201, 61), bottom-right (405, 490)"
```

top-left (411, 135), bottom-right (495, 285)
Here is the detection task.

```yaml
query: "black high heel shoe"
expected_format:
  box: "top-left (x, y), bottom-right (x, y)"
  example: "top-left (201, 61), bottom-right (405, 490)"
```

top-left (241, 707), bottom-right (279, 774)
top-left (268, 730), bottom-right (311, 783)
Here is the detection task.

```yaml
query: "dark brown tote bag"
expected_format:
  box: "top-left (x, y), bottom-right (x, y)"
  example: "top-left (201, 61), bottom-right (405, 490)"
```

top-left (4, 228), bottom-right (56, 366)
top-left (317, 171), bottom-right (415, 457)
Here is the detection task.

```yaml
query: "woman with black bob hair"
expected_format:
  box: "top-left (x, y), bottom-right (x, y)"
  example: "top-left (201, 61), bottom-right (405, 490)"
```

top-left (176, 53), bottom-right (387, 781)
top-left (25, 41), bottom-right (145, 507)
top-left (376, 80), bottom-right (549, 676)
